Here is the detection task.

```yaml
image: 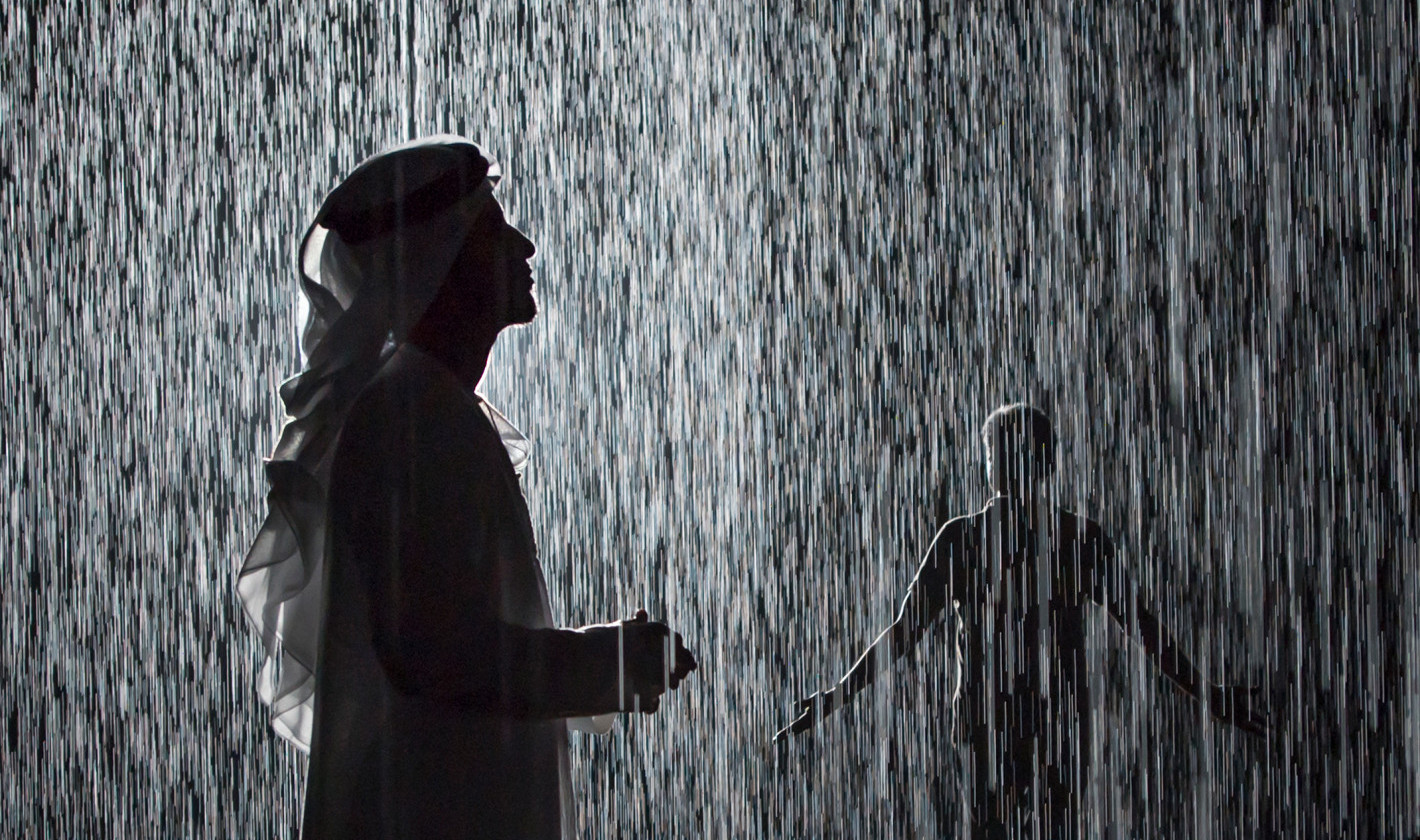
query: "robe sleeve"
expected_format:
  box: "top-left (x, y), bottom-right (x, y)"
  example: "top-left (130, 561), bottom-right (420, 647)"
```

top-left (329, 377), bottom-right (627, 718)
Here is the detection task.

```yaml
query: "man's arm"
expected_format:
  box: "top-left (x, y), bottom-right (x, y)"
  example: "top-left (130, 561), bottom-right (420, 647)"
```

top-left (332, 385), bottom-right (677, 719)
top-left (776, 519), bottom-right (965, 740)
top-left (1117, 596), bottom-right (1210, 700)
top-left (834, 540), bottom-right (954, 703)
top-left (1090, 526), bottom-right (1267, 734)
top-left (1090, 528), bottom-right (1209, 699)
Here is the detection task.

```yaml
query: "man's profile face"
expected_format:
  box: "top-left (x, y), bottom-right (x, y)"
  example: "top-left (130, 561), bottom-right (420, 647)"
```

top-left (444, 197), bottom-right (538, 329)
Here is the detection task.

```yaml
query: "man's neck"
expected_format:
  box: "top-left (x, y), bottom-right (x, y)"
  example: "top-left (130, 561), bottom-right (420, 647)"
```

top-left (405, 325), bottom-right (500, 390)
top-left (992, 491), bottom-right (1053, 520)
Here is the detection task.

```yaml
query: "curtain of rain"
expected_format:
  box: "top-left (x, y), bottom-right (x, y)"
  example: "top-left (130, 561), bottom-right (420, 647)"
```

top-left (1, 1), bottom-right (1415, 837)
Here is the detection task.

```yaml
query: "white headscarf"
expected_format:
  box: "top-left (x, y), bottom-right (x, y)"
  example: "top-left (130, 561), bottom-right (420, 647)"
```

top-left (237, 136), bottom-right (501, 751)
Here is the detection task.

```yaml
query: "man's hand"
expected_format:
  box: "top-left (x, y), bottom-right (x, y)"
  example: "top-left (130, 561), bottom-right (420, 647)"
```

top-left (772, 687), bottom-right (841, 743)
top-left (615, 609), bottom-right (697, 714)
top-left (1209, 684), bottom-right (1270, 736)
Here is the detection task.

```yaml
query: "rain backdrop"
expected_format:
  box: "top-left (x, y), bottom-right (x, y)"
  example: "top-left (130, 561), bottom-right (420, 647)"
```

top-left (2, 1), bottom-right (1416, 837)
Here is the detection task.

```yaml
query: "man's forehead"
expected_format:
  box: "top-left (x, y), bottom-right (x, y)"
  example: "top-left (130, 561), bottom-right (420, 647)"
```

top-left (462, 196), bottom-right (508, 228)
top-left (488, 198), bottom-right (515, 224)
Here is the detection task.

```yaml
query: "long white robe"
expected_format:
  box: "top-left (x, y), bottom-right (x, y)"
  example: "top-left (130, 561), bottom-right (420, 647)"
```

top-left (301, 345), bottom-right (617, 840)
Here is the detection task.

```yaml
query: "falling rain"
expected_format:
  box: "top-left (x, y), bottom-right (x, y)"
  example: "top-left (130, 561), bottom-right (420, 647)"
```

top-left (2, 1), bottom-right (1416, 837)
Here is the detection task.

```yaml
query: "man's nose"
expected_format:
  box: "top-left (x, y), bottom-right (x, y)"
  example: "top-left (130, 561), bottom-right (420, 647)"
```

top-left (514, 229), bottom-right (536, 259)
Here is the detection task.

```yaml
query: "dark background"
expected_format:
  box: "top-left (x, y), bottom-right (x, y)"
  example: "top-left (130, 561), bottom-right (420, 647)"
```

top-left (2, 0), bottom-right (1415, 836)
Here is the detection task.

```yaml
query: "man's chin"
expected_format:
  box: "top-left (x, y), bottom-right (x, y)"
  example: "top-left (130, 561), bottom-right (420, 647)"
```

top-left (506, 299), bottom-right (538, 326)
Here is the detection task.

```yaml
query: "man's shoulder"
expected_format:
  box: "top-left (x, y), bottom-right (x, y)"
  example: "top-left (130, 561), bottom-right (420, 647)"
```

top-left (1057, 509), bottom-right (1113, 547)
top-left (927, 509), bottom-right (988, 555)
top-left (1053, 509), bottom-right (1118, 577)
top-left (914, 510), bottom-right (989, 594)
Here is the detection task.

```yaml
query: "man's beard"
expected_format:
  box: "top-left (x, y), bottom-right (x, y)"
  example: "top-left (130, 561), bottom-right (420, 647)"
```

top-left (506, 288), bottom-right (538, 325)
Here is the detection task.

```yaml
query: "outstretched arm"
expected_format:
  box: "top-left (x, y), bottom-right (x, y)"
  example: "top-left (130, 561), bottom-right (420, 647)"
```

top-left (1115, 596), bottom-right (1208, 700)
top-left (833, 573), bottom-right (946, 704)
top-left (1093, 533), bottom-right (1268, 735)
top-left (775, 521), bottom-right (963, 741)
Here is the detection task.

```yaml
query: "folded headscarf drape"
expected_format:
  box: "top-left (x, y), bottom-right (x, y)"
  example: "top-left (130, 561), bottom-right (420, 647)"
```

top-left (237, 136), bottom-right (500, 751)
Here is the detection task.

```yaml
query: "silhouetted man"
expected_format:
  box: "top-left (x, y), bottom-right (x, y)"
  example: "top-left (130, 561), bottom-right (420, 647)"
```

top-left (778, 404), bottom-right (1266, 838)
top-left (240, 137), bottom-right (696, 840)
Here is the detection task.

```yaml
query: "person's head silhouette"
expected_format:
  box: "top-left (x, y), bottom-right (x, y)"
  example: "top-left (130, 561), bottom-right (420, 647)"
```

top-left (308, 138), bottom-right (537, 350)
top-left (982, 404), bottom-right (1055, 499)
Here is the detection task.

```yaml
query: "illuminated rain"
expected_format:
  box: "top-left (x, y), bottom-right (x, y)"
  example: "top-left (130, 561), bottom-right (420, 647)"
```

top-left (2, 1), bottom-right (1416, 837)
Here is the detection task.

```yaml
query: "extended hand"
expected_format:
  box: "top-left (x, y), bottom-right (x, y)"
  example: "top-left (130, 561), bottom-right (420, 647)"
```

top-left (616, 609), bottom-right (698, 714)
top-left (1209, 684), bottom-right (1270, 736)
top-left (772, 688), bottom-right (841, 743)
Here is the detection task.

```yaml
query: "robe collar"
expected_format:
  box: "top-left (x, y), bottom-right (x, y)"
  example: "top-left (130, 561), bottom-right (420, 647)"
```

top-left (397, 343), bottom-right (532, 476)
